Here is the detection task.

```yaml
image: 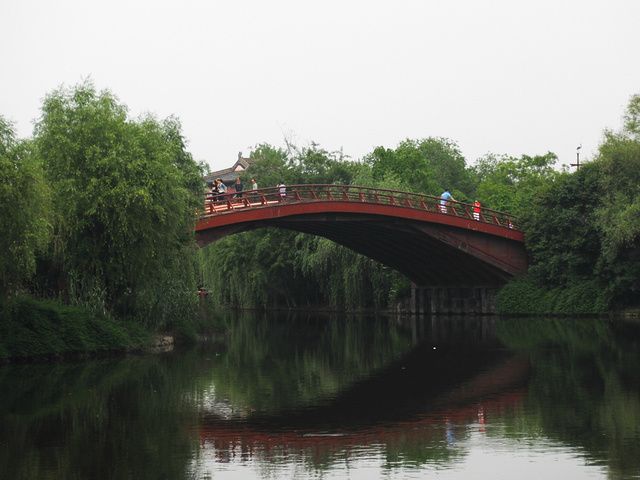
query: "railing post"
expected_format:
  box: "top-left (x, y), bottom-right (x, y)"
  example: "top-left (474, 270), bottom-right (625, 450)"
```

top-left (404, 193), bottom-right (412, 208)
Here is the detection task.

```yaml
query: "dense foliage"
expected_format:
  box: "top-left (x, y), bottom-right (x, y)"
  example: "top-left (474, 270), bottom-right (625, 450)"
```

top-left (0, 117), bottom-right (51, 295)
top-left (497, 94), bottom-right (640, 313)
top-left (2, 80), bottom-right (640, 340)
top-left (34, 82), bottom-right (206, 326)
top-left (364, 137), bottom-right (473, 197)
top-left (0, 296), bottom-right (153, 359)
top-left (0, 80), bottom-right (207, 334)
top-left (199, 230), bottom-right (408, 311)
top-left (471, 152), bottom-right (561, 216)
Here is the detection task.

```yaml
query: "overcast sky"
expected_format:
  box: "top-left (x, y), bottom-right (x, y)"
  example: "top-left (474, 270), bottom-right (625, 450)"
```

top-left (2, 0), bottom-right (639, 174)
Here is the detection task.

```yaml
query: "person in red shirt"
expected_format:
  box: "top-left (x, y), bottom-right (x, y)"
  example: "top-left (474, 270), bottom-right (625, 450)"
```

top-left (473, 200), bottom-right (481, 220)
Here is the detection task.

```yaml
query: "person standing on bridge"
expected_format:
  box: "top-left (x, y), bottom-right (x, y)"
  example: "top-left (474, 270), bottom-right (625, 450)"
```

top-left (278, 181), bottom-right (287, 201)
top-left (473, 199), bottom-right (481, 220)
top-left (251, 178), bottom-right (258, 195)
top-left (208, 181), bottom-right (219, 211)
top-left (440, 189), bottom-right (455, 214)
top-left (234, 177), bottom-right (243, 198)
top-left (216, 178), bottom-right (227, 201)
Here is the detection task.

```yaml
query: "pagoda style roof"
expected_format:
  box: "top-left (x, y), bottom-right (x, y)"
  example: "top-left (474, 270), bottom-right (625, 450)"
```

top-left (204, 152), bottom-right (259, 186)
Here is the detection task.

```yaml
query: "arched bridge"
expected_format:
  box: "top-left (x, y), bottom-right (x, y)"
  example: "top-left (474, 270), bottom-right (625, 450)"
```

top-left (195, 185), bottom-right (527, 300)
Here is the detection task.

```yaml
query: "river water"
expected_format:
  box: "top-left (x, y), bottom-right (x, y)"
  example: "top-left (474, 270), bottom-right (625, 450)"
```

top-left (1, 311), bottom-right (639, 479)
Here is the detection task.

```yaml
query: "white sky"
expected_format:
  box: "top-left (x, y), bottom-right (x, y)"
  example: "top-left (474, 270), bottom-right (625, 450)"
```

top-left (2, 0), bottom-right (639, 173)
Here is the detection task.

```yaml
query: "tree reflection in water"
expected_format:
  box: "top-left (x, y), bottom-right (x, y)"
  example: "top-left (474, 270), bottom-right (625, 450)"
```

top-left (1, 312), bottom-right (639, 479)
top-left (196, 313), bottom-right (530, 470)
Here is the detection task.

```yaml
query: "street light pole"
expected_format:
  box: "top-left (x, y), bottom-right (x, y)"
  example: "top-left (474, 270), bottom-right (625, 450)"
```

top-left (571, 144), bottom-right (582, 170)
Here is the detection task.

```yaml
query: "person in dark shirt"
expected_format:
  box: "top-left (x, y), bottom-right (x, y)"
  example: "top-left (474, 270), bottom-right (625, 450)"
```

top-left (235, 178), bottom-right (243, 198)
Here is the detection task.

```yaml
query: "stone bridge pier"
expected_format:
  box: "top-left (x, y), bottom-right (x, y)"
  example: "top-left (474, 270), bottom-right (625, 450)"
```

top-left (410, 285), bottom-right (498, 315)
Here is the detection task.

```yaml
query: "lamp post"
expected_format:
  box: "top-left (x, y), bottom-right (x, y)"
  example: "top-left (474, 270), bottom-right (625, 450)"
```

top-left (571, 144), bottom-right (582, 170)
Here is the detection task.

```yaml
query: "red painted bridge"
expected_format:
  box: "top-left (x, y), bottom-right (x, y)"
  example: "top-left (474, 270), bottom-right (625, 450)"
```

top-left (195, 185), bottom-right (527, 298)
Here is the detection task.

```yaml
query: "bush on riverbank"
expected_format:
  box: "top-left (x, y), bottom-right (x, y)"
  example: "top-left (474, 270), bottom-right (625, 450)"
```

top-left (495, 275), bottom-right (608, 315)
top-left (0, 296), bottom-right (154, 361)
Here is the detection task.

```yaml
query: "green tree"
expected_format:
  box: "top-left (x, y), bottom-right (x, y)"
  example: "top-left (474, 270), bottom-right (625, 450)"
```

top-left (364, 137), bottom-right (471, 197)
top-left (592, 93), bottom-right (640, 306)
top-left (0, 116), bottom-right (51, 296)
top-left (288, 143), bottom-right (357, 185)
top-left (34, 81), bottom-right (205, 326)
top-left (498, 93), bottom-right (640, 312)
top-left (244, 142), bottom-right (358, 189)
top-left (521, 162), bottom-right (603, 287)
top-left (201, 229), bottom-right (310, 309)
top-left (244, 143), bottom-right (291, 190)
top-left (472, 152), bottom-right (561, 216)
top-left (292, 234), bottom-right (406, 310)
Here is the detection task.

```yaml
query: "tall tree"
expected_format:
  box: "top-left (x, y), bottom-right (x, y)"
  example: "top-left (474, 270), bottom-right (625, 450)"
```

top-left (0, 116), bottom-right (51, 296)
top-left (472, 152), bottom-right (560, 216)
top-left (364, 137), bottom-right (471, 197)
top-left (34, 81), bottom-right (205, 325)
top-left (592, 94), bottom-right (640, 306)
top-left (521, 162), bottom-right (603, 287)
top-left (244, 143), bottom-right (291, 190)
top-left (289, 143), bottom-right (356, 186)
top-left (500, 93), bottom-right (640, 311)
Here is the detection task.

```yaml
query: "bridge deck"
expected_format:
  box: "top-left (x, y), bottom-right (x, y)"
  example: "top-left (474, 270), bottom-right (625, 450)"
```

top-left (198, 184), bottom-right (519, 230)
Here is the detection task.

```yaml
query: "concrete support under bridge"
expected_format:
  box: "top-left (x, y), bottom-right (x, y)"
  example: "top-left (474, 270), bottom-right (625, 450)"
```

top-left (411, 285), bottom-right (498, 315)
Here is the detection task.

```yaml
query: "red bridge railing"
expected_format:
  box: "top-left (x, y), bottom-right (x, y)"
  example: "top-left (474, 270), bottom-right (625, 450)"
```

top-left (198, 184), bottom-right (519, 230)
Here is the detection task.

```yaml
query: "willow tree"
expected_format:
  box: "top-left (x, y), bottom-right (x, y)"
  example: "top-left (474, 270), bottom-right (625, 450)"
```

top-left (34, 81), bottom-right (205, 327)
top-left (0, 116), bottom-right (51, 296)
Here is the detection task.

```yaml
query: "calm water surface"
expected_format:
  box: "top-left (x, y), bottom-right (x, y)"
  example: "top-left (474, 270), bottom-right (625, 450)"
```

top-left (1, 312), bottom-right (639, 479)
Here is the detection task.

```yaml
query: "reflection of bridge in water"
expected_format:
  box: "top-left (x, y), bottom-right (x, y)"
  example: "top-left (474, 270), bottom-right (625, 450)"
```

top-left (195, 185), bottom-right (528, 314)
top-left (399, 313), bottom-right (501, 346)
top-left (198, 316), bottom-right (530, 458)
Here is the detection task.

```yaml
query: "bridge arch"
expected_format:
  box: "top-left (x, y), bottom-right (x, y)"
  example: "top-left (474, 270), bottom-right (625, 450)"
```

top-left (195, 185), bottom-right (527, 313)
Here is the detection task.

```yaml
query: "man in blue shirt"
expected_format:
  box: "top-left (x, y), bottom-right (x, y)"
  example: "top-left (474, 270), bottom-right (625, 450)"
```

top-left (440, 189), bottom-right (455, 213)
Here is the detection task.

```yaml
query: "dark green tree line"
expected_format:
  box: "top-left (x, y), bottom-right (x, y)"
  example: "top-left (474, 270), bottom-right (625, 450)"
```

top-left (4, 79), bottom-right (639, 317)
top-left (497, 93), bottom-right (640, 313)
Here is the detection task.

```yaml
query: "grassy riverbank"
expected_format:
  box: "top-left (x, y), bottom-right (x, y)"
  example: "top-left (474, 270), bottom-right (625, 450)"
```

top-left (494, 275), bottom-right (609, 315)
top-left (0, 296), bottom-right (156, 362)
